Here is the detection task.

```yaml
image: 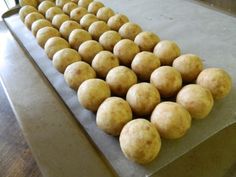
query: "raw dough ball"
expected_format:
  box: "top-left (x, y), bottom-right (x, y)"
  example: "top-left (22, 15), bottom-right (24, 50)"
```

top-left (78, 0), bottom-right (93, 8)
top-left (19, 5), bottom-right (37, 22)
top-left (96, 97), bottom-right (132, 136)
top-left (70, 7), bottom-right (87, 23)
top-left (99, 30), bottom-right (121, 51)
top-left (45, 6), bottom-right (64, 21)
top-left (52, 14), bottom-right (70, 29)
top-left (62, 2), bottom-right (77, 15)
top-left (31, 19), bottom-right (52, 36)
top-left (87, 1), bottom-right (104, 15)
top-left (106, 66), bottom-right (137, 97)
top-left (119, 119), bottom-right (161, 164)
top-left (153, 40), bottom-right (181, 65)
top-left (64, 61), bottom-right (96, 90)
top-left (55, 0), bottom-right (70, 8)
top-left (60, 20), bottom-right (81, 39)
top-left (131, 51), bottom-right (160, 81)
top-left (38, 1), bottom-right (55, 15)
top-left (151, 102), bottom-right (191, 139)
top-left (91, 51), bottom-right (119, 78)
top-left (52, 48), bottom-right (81, 73)
top-left (119, 22), bottom-right (142, 40)
top-left (96, 7), bottom-right (115, 22)
top-left (126, 83), bottom-right (161, 116)
top-left (80, 14), bottom-right (98, 30)
top-left (78, 40), bottom-right (103, 64)
top-left (176, 84), bottom-right (214, 119)
top-left (113, 39), bottom-right (140, 66)
top-left (44, 36), bottom-right (70, 59)
top-left (107, 14), bottom-right (129, 31)
top-left (150, 66), bottom-right (182, 98)
top-left (24, 12), bottom-right (45, 30)
top-left (69, 29), bottom-right (92, 50)
top-left (134, 32), bottom-right (160, 51)
top-left (77, 79), bottom-right (111, 112)
top-left (36, 26), bottom-right (60, 47)
top-left (196, 68), bottom-right (232, 99)
top-left (19, 0), bottom-right (38, 7)
top-left (88, 21), bottom-right (110, 40)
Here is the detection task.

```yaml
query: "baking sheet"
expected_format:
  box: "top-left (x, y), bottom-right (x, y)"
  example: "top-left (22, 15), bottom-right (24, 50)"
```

top-left (3, 0), bottom-right (236, 176)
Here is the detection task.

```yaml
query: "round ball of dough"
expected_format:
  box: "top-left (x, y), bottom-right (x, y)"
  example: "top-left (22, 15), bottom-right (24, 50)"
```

top-left (96, 97), bottom-right (132, 136)
top-left (126, 83), bottom-right (161, 116)
top-left (38, 1), bottom-right (55, 15)
top-left (176, 84), bottom-right (214, 119)
top-left (55, 0), bottom-right (70, 8)
top-left (52, 14), bottom-right (70, 29)
top-left (119, 119), bottom-right (161, 164)
top-left (44, 36), bottom-right (70, 59)
top-left (78, 40), bottom-right (103, 64)
top-left (153, 40), bottom-right (181, 65)
top-left (196, 68), bottom-right (232, 99)
top-left (70, 7), bottom-right (87, 23)
top-left (99, 30), bottom-right (121, 51)
top-left (64, 61), bottom-right (96, 90)
top-left (134, 32), bottom-right (160, 51)
top-left (151, 102), bottom-right (191, 139)
top-left (91, 51), bottom-right (119, 78)
top-left (19, 0), bottom-right (38, 7)
top-left (69, 29), bottom-right (92, 50)
top-left (62, 2), bottom-right (77, 15)
top-left (52, 48), bottom-right (81, 73)
top-left (150, 66), bottom-right (182, 98)
top-left (96, 7), bottom-right (115, 22)
top-left (106, 66), bottom-right (137, 97)
top-left (24, 12), bottom-right (45, 30)
top-left (60, 20), bottom-right (82, 39)
top-left (77, 79), bottom-right (111, 112)
top-left (119, 22), bottom-right (142, 40)
top-left (45, 6), bottom-right (64, 21)
top-left (78, 0), bottom-right (93, 8)
top-left (131, 51), bottom-right (160, 81)
top-left (87, 1), bottom-right (104, 14)
top-left (80, 14), bottom-right (98, 30)
top-left (88, 21), bottom-right (110, 40)
top-left (31, 19), bottom-right (52, 36)
top-left (113, 39), bottom-right (140, 66)
top-left (19, 5), bottom-right (37, 22)
top-left (36, 26), bottom-right (60, 48)
top-left (107, 14), bottom-right (129, 31)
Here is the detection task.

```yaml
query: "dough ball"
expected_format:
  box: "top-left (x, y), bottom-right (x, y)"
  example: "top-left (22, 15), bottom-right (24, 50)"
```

top-left (31, 19), bottom-right (52, 36)
top-left (151, 102), bottom-right (191, 139)
top-left (45, 6), bottom-right (64, 21)
top-left (91, 51), bottom-right (119, 78)
top-left (99, 30), bottom-right (121, 51)
top-left (119, 22), bottom-right (142, 40)
top-left (87, 1), bottom-right (104, 15)
top-left (38, 1), bottom-right (55, 15)
top-left (64, 61), bottom-right (96, 90)
top-left (24, 12), bottom-right (45, 30)
top-left (69, 29), bottom-right (92, 50)
top-left (52, 48), bottom-right (81, 73)
top-left (107, 14), bottom-right (129, 31)
top-left (60, 20), bottom-right (82, 39)
top-left (19, 5), bottom-right (37, 22)
top-left (106, 66), bottom-right (137, 97)
top-left (36, 26), bottom-right (60, 48)
top-left (44, 36), bottom-right (70, 59)
top-left (134, 32), bottom-right (160, 51)
top-left (126, 83), bottom-right (161, 116)
top-left (88, 21), bottom-right (110, 40)
top-left (77, 79), bottom-right (111, 112)
top-left (52, 14), bottom-right (70, 29)
top-left (55, 0), bottom-right (70, 8)
top-left (70, 7), bottom-right (87, 23)
top-left (113, 39), bottom-right (140, 66)
top-left (150, 66), bottom-right (182, 98)
top-left (62, 2), bottom-right (77, 15)
top-left (176, 84), bottom-right (214, 119)
top-left (78, 40), bottom-right (103, 64)
top-left (19, 0), bottom-right (38, 7)
top-left (119, 119), bottom-right (161, 164)
top-left (96, 7), bottom-right (115, 22)
top-left (96, 97), bottom-right (132, 136)
top-left (78, 0), bottom-right (93, 8)
top-left (196, 68), bottom-right (232, 99)
top-left (80, 14), bottom-right (98, 30)
top-left (131, 51), bottom-right (160, 81)
top-left (153, 40), bottom-right (181, 65)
